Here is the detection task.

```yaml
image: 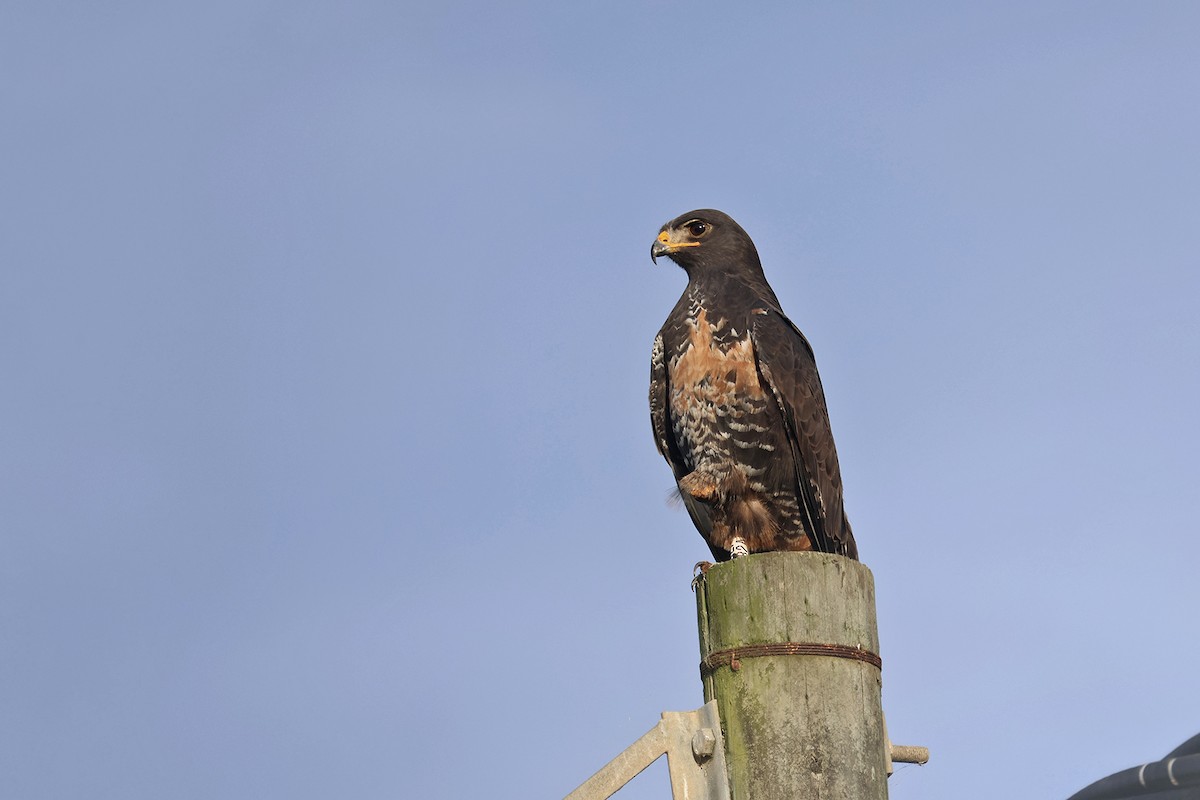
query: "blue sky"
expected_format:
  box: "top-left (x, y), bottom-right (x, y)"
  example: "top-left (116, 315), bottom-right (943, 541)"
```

top-left (3, 3), bottom-right (1198, 798)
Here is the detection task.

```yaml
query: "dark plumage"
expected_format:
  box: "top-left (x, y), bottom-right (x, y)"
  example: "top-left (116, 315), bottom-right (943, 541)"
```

top-left (649, 209), bottom-right (858, 561)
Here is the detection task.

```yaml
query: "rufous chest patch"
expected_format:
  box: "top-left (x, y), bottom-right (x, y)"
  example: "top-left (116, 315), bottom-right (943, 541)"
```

top-left (669, 309), bottom-right (764, 415)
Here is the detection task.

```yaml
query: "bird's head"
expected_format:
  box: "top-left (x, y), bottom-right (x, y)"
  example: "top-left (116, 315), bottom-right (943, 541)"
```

top-left (650, 209), bottom-right (762, 276)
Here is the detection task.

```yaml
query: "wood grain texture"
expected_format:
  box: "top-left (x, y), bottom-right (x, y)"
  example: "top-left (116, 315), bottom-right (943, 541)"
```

top-left (695, 552), bottom-right (887, 799)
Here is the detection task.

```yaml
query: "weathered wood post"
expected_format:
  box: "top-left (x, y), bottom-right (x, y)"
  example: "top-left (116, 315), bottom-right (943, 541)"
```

top-left (695, 551), bottom-right (888, 799)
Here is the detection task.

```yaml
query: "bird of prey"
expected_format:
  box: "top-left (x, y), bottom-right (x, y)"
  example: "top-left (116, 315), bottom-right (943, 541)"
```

top-left (649, 209), bottom-right (858, 562)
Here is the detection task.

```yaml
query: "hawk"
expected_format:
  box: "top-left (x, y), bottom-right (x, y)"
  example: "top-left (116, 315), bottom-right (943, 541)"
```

top-left (649, 209), bottom-right (858, 561)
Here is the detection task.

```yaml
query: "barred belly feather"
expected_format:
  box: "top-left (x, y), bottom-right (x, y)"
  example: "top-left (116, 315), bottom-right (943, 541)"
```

top-left (665, 304), bottom-right (811, 555)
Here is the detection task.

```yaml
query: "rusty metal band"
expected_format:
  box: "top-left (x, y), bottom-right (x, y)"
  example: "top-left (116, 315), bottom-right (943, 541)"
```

top-left (700, 642), bottom-right (882, 677)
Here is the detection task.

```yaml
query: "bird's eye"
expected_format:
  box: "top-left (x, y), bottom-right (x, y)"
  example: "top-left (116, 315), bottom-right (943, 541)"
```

top-left (686, 221), bottom-right (709, 237)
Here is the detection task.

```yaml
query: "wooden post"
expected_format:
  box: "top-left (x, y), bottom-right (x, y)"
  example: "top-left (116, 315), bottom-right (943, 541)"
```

top-left (695, 551), bottom-right (888, 799)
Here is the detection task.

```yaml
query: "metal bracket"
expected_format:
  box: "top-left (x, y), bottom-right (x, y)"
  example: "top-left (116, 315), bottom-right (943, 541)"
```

top-left (883, 713), bottom-right (930, 776)
top-left (565, 700), bottom-right (731, 800)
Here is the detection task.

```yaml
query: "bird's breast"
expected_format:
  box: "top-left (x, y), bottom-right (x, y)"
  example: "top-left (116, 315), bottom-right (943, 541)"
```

top-left (667, 309), bottom-right (769, 450)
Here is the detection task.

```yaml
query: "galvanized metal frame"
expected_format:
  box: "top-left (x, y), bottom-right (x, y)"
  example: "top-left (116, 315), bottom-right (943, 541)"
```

top-left (565, 701), bottom-right (731, 800)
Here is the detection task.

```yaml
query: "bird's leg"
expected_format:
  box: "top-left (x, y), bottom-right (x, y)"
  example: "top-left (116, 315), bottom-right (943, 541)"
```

top-left (678, 471), bottom-right (719, 501)
top-left (729, 537), bottom-right (749, 558)
top-left (691, 560), bottom-right (714, 591)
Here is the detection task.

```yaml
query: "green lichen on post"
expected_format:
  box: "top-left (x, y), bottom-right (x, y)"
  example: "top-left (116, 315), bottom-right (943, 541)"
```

top-left (695, 552), bottom-right (888, 800)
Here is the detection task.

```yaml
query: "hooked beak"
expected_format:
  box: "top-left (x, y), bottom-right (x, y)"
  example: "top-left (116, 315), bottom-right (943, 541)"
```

top-left (650, 238), bottom-right (670, 263)
top-left (650, 229), bottom-right (699, 264)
